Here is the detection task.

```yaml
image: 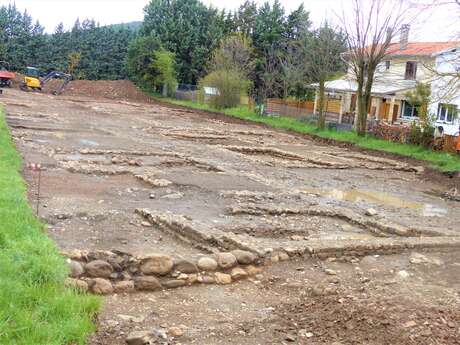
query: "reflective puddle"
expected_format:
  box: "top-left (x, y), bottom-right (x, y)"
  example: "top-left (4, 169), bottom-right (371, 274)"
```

top-left (303, 187), bottom-right (448, 217)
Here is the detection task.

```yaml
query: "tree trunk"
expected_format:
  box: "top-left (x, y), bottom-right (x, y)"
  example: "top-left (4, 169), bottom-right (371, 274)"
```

top-left (317, 80), bottom-right (326, 130)
top-left (356, 69), bottom-right (375, 136)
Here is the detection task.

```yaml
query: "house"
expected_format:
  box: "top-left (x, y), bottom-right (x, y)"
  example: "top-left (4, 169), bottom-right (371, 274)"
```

top-left (313, 25), bottom-right (460, 135)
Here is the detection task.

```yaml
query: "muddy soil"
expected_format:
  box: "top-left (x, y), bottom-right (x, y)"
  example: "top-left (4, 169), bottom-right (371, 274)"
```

top-left (1, 86), bottom-right (459, 344)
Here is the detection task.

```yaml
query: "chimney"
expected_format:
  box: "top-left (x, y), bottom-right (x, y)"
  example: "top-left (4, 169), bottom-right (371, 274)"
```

top-left (400, 24), bottom-right (410, 50)
top-left (386, 27), bottom-right (393, 44)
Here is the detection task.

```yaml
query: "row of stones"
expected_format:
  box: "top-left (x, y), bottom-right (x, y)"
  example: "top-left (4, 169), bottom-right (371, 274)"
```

top-left (64, 249), bottom-right (290, 295)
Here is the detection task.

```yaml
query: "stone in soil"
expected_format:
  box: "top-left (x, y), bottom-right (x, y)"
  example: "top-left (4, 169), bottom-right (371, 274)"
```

top-left (90, 278), bottom-right (114, 295)
top-left (232, 249), bottom-right (257, 265)
top-left (134, 276), bottom-right (162, 291)
top-left (217, 252), bottom-right (237, 269)
top-left (164, 279), bottom-right (187, 289)
top-left (114, 280), bottom-right (135, 293)
top-left (68, 260), bottom-right (85, 278)
top-left (168, 326), bottom-right (184, 338)
top-left (215, 272), bottom-right (232, 285)
top-left (231, 267), bottom-right (248, 280)
top-left (174, 259), bottom-right (199, 273)
top-left (85, 260), bottom-right (113, 278)
top-left (197, 257), bottom-right (218, 271)
top-left (140, 254), bottom-right (174, 275)
top-left (366, 208), bottom-right (378, 216)
top-left (65, 278), bottom-right (89, 292)
top-left (126, 331), bottom-right (153, 345)
top-left (246, 265), bottom-right (263, 276)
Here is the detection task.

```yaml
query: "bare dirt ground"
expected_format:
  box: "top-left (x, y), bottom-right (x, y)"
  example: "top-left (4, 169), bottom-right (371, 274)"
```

top-left (2, 84), bottom-right (460, 344)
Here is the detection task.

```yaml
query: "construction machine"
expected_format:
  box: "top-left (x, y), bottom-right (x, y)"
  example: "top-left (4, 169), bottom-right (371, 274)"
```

top-left (21, 67), bottom-right (72, 95)
top-left (0, 61), bottom-right (15, 88)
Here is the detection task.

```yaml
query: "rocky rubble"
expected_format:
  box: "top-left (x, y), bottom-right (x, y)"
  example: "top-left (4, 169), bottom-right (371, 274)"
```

top-left (63, 248), bottom-right (269, 295)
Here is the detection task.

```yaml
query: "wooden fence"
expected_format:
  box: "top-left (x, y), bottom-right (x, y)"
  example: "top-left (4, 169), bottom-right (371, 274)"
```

top-left (265, 98), bottom-right (315, 119)
top-left (444, 135), bottom-right (458, 153)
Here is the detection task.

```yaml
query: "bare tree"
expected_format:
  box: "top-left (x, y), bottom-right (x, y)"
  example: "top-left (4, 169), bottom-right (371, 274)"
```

top-left (261, 45), bottom-right (283, 100)
top-left (340, 0), bottom-right (414, 136)
top-left (417, 0), bottom-right (460, 104)
top-left (278, 42), bottom-right (308, 99)
top-left (304, 24), bottom-right (346, 129)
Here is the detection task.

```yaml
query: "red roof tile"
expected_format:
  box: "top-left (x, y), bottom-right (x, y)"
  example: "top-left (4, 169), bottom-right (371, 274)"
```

top-left (386, 42), bottom-right (460, 56)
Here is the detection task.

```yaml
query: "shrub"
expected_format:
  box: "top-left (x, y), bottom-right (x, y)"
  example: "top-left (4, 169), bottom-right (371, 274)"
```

top-left (407, 122), bottom-right (434, 148)
top-left (199, 69), bottom-right (250, 109)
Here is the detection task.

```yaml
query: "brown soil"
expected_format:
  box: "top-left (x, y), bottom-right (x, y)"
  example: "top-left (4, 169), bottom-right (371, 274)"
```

top-left (1, 86), bottom-right (459, 345)
top-left (60, 80), bottom-right (153, 102)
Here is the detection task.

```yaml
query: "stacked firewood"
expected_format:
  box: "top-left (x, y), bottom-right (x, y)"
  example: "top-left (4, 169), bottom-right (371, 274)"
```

top-left (371, 122), bottom-right (411, 143)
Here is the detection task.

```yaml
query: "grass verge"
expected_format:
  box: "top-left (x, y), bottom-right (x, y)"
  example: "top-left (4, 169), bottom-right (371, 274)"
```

top-left (0, 108), bottom-right (100, 345)
top-left (155, 97), bottom-right (460, 173)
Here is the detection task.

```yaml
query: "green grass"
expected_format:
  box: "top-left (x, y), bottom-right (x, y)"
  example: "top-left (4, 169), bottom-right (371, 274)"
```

top-left (0, 108), bottom-right (100, 345)
top-left (155, 97), bottom-right (460, 172)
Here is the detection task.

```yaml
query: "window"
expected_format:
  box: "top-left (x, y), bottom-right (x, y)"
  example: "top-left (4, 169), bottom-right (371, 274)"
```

top-left (402, 101), bottom-right (418, 118)
top-left (437, 104), bottom-right (458, 123)
top-left (405, 61), bottom-right (417, 80)
top-left (385, 61), bottom-right (391, 70)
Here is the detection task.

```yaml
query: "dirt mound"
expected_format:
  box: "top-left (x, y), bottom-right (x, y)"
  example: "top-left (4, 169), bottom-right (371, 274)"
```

top-left (48, 79), bottom-right (153, 103)
top-left (9, 75), bottom-right (151, 103)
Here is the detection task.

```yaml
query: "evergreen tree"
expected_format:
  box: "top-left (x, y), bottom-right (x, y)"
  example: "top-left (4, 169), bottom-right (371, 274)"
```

top-left (142, 0), bottom-right (225, 84)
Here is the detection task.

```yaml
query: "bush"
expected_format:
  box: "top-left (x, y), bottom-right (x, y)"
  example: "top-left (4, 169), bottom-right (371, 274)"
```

top-left (407, 122), bottom-right (434, 148)
top-left (199, 69), bottom-right (250, 109)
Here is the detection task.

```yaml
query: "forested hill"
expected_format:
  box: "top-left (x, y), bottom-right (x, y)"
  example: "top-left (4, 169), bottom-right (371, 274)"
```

top-left (109, 21), bottom-right (142, 32)
top-left (0, 4), bottom-right (138, 80)
top-left (0, 0), bottom-right (345, 100)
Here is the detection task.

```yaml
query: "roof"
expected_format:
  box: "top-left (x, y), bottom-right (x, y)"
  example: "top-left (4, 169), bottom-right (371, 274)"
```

top-left (320, 78), bottom-right (416, 95)
top-left (386, 42), bottom-right (460, 57)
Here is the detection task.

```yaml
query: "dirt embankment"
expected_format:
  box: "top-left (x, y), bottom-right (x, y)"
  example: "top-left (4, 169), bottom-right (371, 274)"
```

top-left (59, 80), bottom-right (153, 103)
top-left (9, 74), bottom-right (152, 103)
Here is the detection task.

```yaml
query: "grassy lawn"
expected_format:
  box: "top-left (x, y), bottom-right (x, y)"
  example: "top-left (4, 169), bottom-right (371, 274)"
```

top-left (0, 108), bottom-right (100, 344)
top-left (157, 97), bottom-right (460, 173)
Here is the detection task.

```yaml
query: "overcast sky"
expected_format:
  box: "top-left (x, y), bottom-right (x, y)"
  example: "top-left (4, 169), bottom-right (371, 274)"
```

top-left (1, 0), bottom-right (459, 41)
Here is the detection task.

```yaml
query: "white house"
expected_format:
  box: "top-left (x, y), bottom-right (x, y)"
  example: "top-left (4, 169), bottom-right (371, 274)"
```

top-left (314, 26), bottom-right (460, 135)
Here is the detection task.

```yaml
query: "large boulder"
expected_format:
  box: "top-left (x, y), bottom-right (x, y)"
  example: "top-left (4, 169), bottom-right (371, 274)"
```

top-left (140, 254), bottom-right (174, 276)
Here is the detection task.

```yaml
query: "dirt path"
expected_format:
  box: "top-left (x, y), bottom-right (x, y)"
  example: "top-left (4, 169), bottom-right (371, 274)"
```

top-left (1, 88), bottom-right (459, 344)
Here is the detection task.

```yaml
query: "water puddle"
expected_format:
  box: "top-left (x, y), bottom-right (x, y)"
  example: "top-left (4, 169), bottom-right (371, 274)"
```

top-left (303, 187), bottom-right (448, 217)
top-left (80, 139), bottom-right (99, 146)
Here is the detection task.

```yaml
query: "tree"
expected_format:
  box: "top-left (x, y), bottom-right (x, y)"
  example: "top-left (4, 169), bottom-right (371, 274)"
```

top-left (284, 4), bottom-right (311, 40)
top-left (304, 25), bottom-right (346, 129)
top-left (211, 34), bottom-right (254, 78)
top-left (125, 33), bottom-right (162, 85)
top-left (405, 82), bottom-right (432, 126)
top-left (340, 0), bottom-right (413, 136)
top-left (67, 51), bottom-right (81, 76)
top-left (199, 69), bottom-right (250, 109)
top-left (235, 1), bottom-right (258, 38)
top-left (200, 34), bottom-right (252, 109)
top-left (151, 48), bottom-right (177, 96)
top-left (142, 0), bottom-right (225, 84)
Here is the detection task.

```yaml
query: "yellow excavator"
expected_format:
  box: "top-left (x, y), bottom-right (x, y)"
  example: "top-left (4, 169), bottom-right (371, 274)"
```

top-left (21, 67), bottom-right (72, 95)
